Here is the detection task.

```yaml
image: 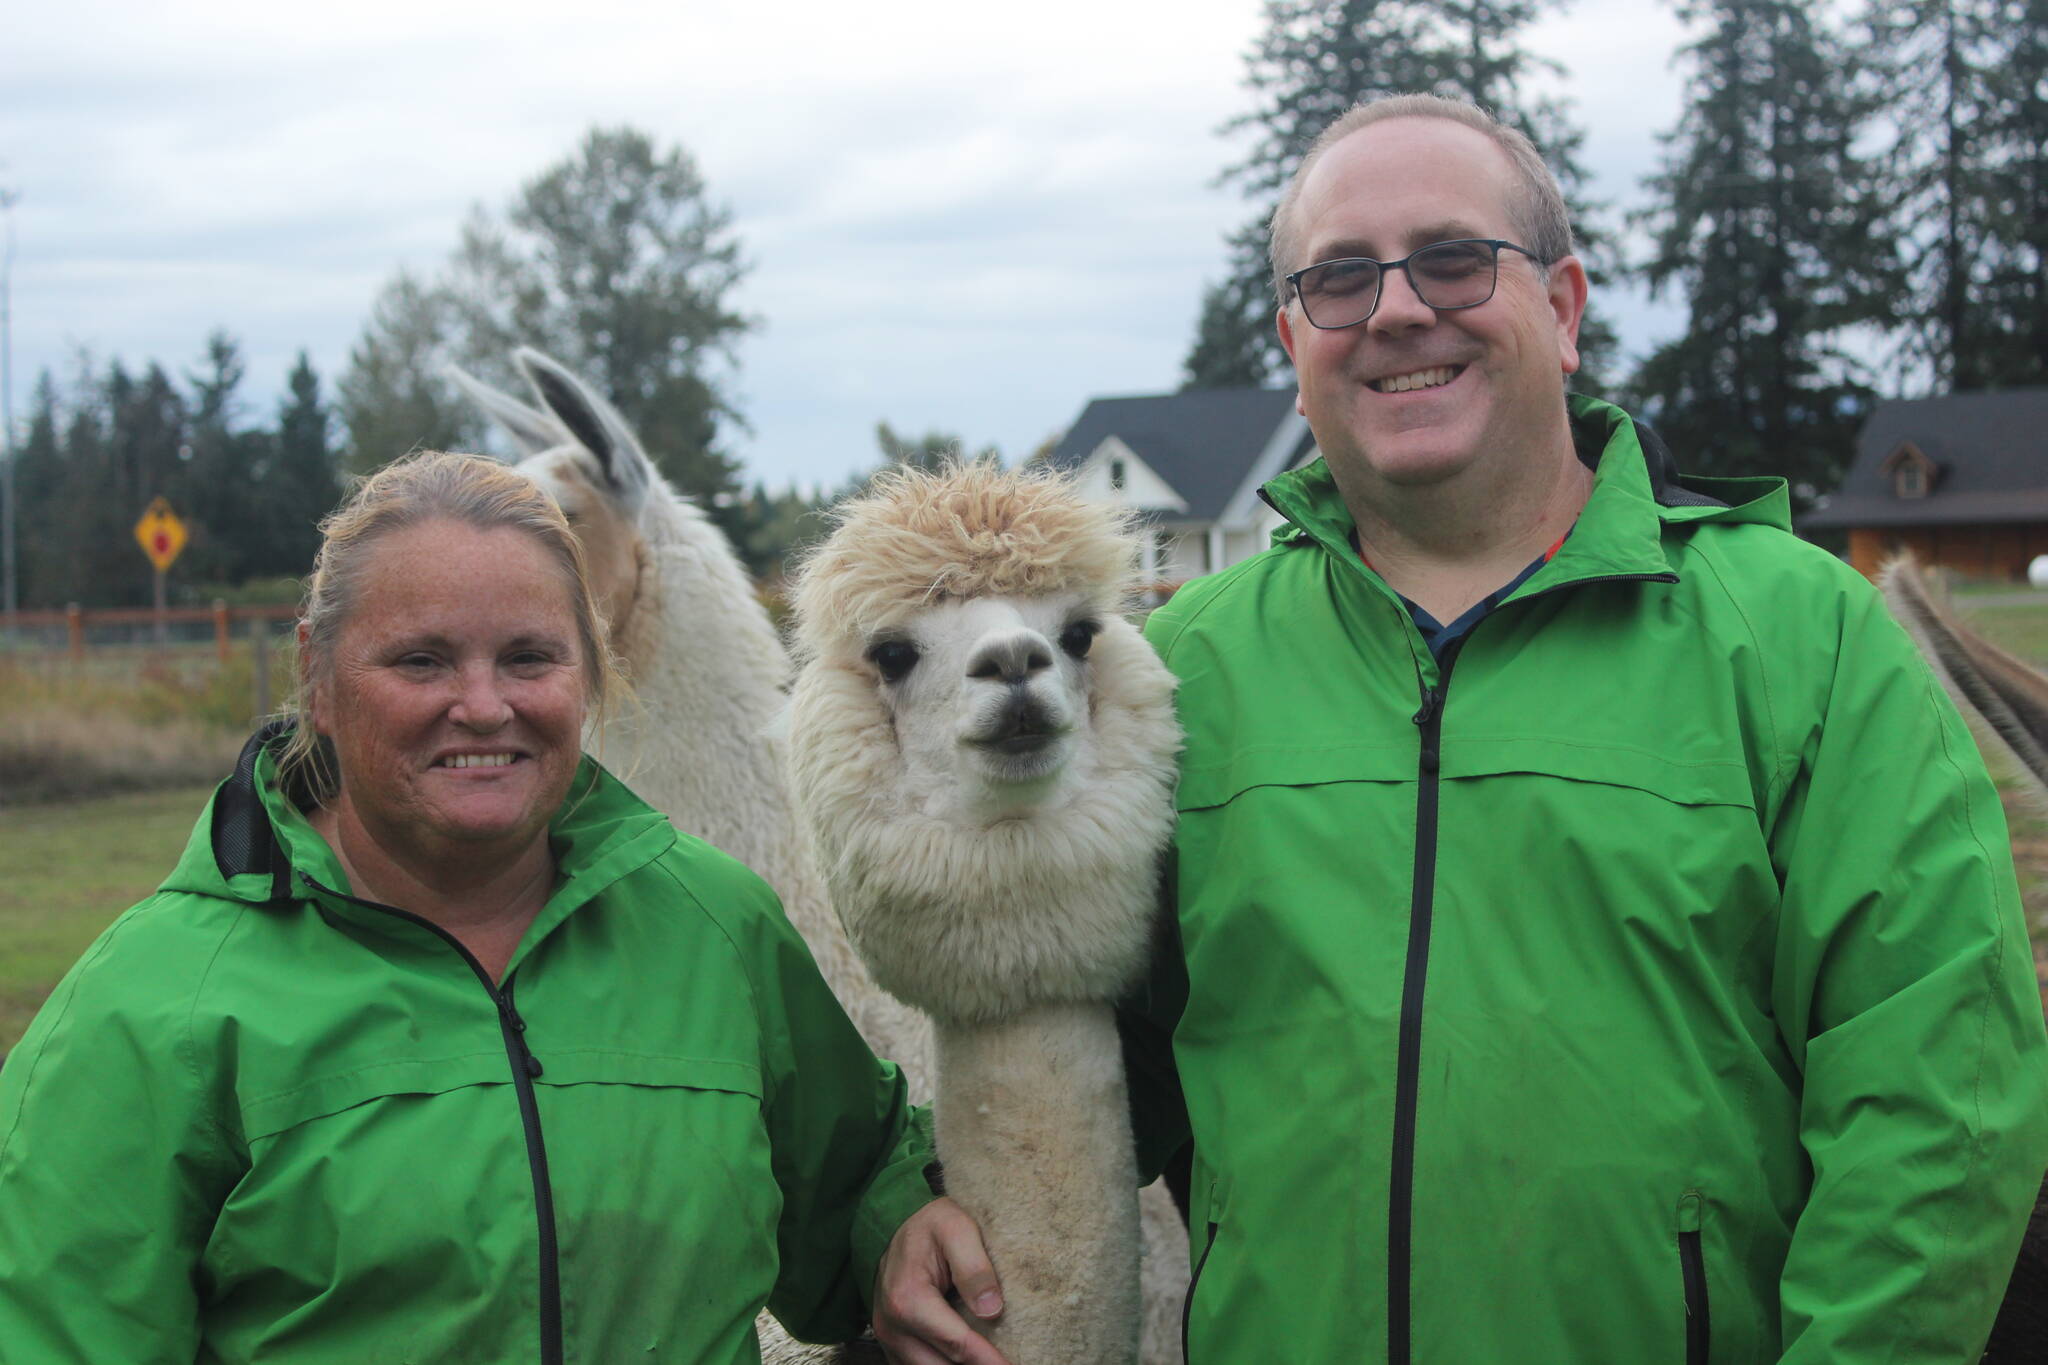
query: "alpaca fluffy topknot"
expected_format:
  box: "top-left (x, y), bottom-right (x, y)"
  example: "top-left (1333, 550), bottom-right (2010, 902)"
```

top-left (792, 461), bottom-right (1142, 660)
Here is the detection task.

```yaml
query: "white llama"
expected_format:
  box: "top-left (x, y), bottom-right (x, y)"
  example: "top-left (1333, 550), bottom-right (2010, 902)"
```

top-left (783, 462), bottom-right (1182, 1364)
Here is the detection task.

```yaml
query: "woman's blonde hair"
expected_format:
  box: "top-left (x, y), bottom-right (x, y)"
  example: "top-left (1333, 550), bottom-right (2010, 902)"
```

top-left (277, 450), bottom-right (624, 799)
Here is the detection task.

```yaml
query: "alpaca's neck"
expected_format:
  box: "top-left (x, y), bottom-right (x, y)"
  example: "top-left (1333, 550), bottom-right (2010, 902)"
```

top-left (933, 1003), bottom-right (1141, 1364)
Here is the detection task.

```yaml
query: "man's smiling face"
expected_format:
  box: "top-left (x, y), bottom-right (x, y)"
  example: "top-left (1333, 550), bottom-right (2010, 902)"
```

top-left (1277, 116), bottom-right (1586, 501)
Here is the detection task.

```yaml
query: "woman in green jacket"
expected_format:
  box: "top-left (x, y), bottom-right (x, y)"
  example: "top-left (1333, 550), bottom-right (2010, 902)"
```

top-left (0, 452), bottom-right (1000, 1364)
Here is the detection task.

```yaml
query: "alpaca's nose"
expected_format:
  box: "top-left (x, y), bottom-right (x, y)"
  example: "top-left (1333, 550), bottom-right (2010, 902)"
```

top-left (966, 631), bottom-right (1054, 685)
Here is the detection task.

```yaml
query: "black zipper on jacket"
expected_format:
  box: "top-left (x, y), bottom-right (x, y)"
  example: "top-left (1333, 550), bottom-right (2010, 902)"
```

top-left (303, 876), bottom-right (565, 1365)
top-left (1679, 1228), bottom-right (1711, 1365)
top-left (1387, 638), bottom-right (1459, 1365)
top-left (1182, 1219), bottom-right (1219, 1363)
top-left (1381, 569), bottom-right (1677, 1365)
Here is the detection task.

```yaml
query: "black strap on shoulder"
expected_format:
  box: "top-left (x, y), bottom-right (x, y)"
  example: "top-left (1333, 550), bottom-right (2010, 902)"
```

top-left (211, 719), bottom-right (297, 901)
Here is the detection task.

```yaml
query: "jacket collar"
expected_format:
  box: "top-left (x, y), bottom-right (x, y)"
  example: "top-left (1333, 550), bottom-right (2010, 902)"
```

top-left (1258, 395), bottom-right (1792, 592)
top-left (162, 723), bottom-right (677, 941)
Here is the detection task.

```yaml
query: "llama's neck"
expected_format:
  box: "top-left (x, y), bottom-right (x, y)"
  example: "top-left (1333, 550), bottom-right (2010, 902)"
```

top-left (598, 492), bottom-right (799, 884)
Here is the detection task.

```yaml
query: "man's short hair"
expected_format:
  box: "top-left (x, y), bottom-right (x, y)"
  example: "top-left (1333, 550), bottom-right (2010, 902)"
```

top-left (1268, 94), bottom-right (1575, 306)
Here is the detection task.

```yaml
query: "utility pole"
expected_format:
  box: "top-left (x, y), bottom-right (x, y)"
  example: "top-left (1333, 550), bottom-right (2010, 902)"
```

top-left (1, 184), bottom-right (18, 622)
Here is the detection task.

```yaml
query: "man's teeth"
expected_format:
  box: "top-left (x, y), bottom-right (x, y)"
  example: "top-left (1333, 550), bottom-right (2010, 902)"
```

top-left (1373, 366), bottom-right (1459, 394)
top-left (441, 754), bottom-right (516, 768)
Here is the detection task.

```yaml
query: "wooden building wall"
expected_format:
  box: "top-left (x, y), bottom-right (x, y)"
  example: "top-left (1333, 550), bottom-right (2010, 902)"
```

top-left (1847, 523), bottom-right (2048, 580)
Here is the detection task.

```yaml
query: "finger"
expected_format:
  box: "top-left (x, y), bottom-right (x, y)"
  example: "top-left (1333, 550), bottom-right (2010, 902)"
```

top-left (880, 1282), bottom-right (1013, 1365)
top-left (932, 1208), bottom-right (1003, 1320)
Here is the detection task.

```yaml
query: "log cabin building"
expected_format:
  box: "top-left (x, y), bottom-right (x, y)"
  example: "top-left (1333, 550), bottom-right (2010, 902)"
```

top-left (1802, 390), bottom-right (2048, 580)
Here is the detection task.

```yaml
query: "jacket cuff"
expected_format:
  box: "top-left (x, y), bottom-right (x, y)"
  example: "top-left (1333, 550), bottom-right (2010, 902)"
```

top-left (851, 1103), bottom-right (940, 1312)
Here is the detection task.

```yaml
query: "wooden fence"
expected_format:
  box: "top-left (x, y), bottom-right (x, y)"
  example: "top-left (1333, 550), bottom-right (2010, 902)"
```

top-left (2, 603), bottom-right (299, 664)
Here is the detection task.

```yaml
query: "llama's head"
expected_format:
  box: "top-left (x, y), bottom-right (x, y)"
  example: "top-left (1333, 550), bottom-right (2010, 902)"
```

top-left (784, 462), bottom-right (1181, 1021)
top-left (446, 348), bottom-right (656, 654)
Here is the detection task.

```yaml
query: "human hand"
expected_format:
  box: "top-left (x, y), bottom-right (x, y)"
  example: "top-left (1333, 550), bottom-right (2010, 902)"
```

top-left (872, 1196), bottom-right (1013, 1365)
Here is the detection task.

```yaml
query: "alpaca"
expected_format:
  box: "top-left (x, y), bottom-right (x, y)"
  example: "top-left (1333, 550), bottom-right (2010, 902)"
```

top-left (1880, 556), bottom-right (2048, 1363)
top-left (783, 463), bottom-right (1182, 1364)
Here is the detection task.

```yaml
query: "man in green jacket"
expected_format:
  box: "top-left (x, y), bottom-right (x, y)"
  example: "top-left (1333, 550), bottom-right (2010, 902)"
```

top-left (1120, 93), bottom-right (2048, 1362)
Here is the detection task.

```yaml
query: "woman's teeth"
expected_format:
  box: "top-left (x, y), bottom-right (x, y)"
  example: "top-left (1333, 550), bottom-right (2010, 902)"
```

top-left (440, 754), bottom-right (516, 768)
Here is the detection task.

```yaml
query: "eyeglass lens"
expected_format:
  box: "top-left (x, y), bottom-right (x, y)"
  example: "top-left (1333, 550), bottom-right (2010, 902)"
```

top-left (1298, 240), bottom-right (1502, 329)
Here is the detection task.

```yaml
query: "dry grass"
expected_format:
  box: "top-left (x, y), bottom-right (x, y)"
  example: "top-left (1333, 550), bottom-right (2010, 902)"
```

top-left (0, 646), bottom-right (288, 806)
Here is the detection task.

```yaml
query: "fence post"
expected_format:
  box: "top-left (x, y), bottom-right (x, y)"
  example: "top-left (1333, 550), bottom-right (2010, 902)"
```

top-left (66, 603), bottom-right (82, 664)
top-left (251, 617), bottom-right (272, 723)
top-left (214, 599), bottom-right (230, 664)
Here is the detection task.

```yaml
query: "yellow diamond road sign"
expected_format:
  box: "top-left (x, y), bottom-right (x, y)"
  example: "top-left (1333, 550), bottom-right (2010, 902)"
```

top-left (134, 497), bottom-right (188, 573)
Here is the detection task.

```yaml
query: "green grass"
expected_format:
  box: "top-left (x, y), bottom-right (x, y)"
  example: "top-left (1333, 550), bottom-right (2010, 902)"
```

top-left (1953, 604), bottom-right (2048, 668)
top-left (0, 785), bottom-right (215, 1054)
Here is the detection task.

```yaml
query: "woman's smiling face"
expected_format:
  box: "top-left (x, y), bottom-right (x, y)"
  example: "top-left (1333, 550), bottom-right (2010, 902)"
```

top-left (311, 517), bottom-right (589, 869)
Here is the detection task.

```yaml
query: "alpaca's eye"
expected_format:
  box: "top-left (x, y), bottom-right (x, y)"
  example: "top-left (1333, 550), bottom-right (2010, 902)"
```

top-left (1059, 620), bottom-right (1100, 660)
top-left (868, 639), bottom-right (920, 683)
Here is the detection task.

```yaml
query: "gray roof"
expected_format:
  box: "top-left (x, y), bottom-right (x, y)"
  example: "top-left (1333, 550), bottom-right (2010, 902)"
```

top-left (1047, 388), bottom-right (1310, 522)
top-left (1802, 389), bottom-right (2048, 529)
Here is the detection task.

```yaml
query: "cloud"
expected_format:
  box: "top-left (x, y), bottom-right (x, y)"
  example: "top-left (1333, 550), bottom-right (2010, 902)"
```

top-left (4, 0), bottom-right (1695, 489)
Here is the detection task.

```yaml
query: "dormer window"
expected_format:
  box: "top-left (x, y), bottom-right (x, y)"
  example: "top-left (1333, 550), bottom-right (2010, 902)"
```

top-left (1880, 441), bottom-right (1940, 501)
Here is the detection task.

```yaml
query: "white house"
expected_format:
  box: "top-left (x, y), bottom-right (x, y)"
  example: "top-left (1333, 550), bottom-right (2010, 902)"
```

top-left (1046, 388), bottom-right (1318, 590)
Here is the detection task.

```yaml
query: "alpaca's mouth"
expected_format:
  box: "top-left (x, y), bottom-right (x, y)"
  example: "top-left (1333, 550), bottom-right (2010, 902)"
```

top-left (967, 698), bottom-right (1067, 757)
top-left (983, 732), bottom-right (1057, 755)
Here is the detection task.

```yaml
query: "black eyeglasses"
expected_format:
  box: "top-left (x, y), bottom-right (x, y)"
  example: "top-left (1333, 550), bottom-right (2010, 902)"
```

top-left (1286, 238), bottom-right (1543, 330)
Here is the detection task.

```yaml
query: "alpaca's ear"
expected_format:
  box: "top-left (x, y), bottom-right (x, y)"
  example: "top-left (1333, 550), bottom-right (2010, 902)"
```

top-left (444, 362), bottom-right (565, 458)
top-left (515, 347), bottom-right (653, 516)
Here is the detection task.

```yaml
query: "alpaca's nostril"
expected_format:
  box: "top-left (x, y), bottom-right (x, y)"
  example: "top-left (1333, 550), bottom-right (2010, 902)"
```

top-left (967, 635), bottom-right (1054, 685)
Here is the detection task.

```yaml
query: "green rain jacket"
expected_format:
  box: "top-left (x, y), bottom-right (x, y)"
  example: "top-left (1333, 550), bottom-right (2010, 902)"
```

top-left (0, 728), bottom-right (936, 1364)
top-left (1122, 396), bottom-right (2048, 1363)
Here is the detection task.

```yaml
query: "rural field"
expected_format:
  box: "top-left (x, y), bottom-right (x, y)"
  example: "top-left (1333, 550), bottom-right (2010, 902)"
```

top-left (5, 598), bottom-right (2048, 1055)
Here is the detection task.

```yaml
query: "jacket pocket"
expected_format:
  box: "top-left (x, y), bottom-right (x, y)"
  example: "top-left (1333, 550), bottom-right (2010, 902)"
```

top-left (1677, 1190), bottom-right (1710, 1365)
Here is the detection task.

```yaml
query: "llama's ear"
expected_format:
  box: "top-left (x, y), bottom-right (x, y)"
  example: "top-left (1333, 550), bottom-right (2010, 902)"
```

top-left (444, 363), bottom-right (565, 458)
top-left (515, 347), bottom-right (653, 515)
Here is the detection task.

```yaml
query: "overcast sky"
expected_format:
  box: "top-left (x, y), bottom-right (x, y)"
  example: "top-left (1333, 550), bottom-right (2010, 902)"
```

top-left (3, 0), bottom-right (1694, 492)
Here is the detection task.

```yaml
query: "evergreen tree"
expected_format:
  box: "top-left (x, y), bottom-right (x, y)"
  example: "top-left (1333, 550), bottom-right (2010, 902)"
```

top-left (1630, 0), bottom-right (1897, 501)
top-left (1189, 0), bottom-right (1614, 389)
top-left (1971, 0), bottom-right (2048, 385)
top-left (1861, 0), bottom-right (2048, 390)
top-left (265, 351), bottom-right (341, 578)
top-left (1182, 221), bottom-right (1282, 390)
top-left (12, 373), bottom-right (65, 608)
top-left (180, 333), bottom-right (264, 589)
